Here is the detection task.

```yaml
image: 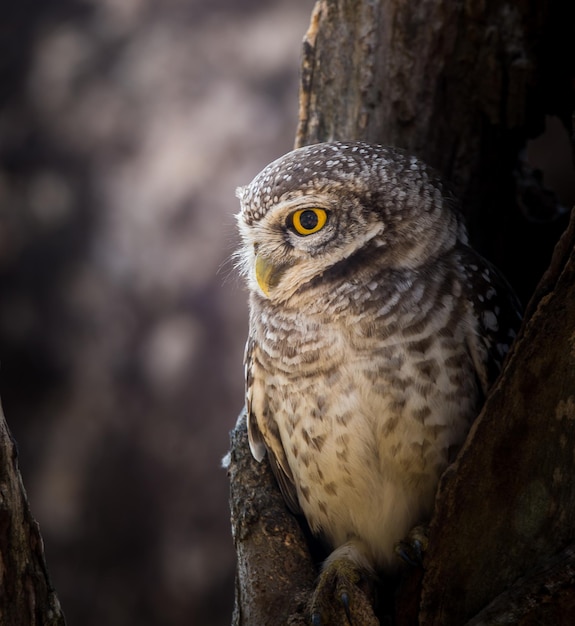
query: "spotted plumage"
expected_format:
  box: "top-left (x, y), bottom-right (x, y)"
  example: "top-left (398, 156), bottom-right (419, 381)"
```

top-left (235, 141), bottom-right (521, 577)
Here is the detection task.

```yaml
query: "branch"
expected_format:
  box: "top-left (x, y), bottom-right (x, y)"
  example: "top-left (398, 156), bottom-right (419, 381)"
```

top-left (227, 412), bottom-right (315, 626)
top-left (0, 399), bottom-right (65, 625)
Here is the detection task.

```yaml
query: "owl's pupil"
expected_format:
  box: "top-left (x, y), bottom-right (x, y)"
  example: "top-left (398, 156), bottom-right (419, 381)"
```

top-left (300, 210), bottom-right (318, 230)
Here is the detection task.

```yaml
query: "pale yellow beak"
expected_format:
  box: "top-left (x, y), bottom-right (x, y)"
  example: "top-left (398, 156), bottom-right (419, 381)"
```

top-left (255, 254), bottom-right (285, 296)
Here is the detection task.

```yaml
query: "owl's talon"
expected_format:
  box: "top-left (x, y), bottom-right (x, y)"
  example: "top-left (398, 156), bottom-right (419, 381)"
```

top-left (340, 590), bottom-right (352, 624)
top-left (309, 552), bottom-right (378, 624)
top-left (395, 543), bottom-right (422, 567)
top-left (395, 524), bottom-right (429, 567)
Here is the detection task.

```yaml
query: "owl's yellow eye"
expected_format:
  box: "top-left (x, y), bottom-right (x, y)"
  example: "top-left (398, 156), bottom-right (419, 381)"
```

top-left (289, 208), bottom-right (328, 236)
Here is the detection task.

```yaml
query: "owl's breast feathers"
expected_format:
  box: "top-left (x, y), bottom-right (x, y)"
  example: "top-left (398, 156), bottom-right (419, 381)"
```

top-left (238, 141), bottom-right (522, 569)
top-left (244, 245), bottom-right (520, 566)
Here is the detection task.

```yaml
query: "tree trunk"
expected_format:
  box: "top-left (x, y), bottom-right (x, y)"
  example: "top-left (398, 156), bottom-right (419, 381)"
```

top-left (228, 0), bottom-right (575, 623)
top-left (0, 399), bottom-right (65, 625)
top-left (420, 204), bottom-right (575, 625)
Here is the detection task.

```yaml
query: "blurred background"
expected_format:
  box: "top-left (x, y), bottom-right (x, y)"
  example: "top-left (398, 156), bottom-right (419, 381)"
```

top-left (0, 1), bottom-right (314, 624)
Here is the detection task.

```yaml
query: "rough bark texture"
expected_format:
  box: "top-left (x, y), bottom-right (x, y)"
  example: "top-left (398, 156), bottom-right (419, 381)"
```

top-left (0, 399), bottom-right (65, 625)
top-left (420, 205), bottom-right (575, 625)
top-left (464, 541), bottom-right (575, 626)
top-left (229, 0), bottom-right (575, 623)
top-left (228, 412), bottom-right (316, 626)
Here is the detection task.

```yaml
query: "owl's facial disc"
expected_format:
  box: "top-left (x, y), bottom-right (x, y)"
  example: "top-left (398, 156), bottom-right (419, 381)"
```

top-left (245, 197), bottom-right (333, 299)
top-left (243, 191), bottom-right (387, 302)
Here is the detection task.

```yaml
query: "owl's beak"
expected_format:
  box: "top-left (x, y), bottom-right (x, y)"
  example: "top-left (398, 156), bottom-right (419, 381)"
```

top-left (255, 254), bottom-right (285, 296)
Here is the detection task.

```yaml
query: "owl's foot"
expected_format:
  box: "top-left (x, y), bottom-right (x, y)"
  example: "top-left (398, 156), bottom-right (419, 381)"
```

top-left (394, 524), bottom-right (429, 567)
top-left (309, 544), bottom-right (379, 626)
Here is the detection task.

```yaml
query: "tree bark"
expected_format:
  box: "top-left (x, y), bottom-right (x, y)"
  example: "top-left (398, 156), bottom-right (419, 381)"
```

top-left (0, 399), bottom-right (65, 625)
top-left (464, 541), bottom-right (575, 626)
top-left (227, 413), bottom-right (316, 626)
top-left (228, 0), bottom-right (575, 623)
top-left (420, 203), bottom-right (575, 625)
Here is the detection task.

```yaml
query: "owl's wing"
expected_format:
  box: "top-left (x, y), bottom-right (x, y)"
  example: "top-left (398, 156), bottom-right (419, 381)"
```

top-left (461, 247), bottom-right (523, 396)
top-left (244, 338), bottom-right (266, 461)
top-left (244, 337), bottom-right (302, 515)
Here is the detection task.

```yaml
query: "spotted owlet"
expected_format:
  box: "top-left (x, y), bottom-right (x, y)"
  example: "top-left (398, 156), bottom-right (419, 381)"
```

top-left (235, 141), bottom-right (521, 618)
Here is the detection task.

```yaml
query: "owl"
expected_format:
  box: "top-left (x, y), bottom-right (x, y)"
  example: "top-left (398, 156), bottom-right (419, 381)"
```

top-left (235, 141), bottom-right (521, 617)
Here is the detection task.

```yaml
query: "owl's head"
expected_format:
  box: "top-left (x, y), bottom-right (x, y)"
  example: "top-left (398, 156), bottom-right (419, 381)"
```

top-left (236, 142), bottom-right (465, 304)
